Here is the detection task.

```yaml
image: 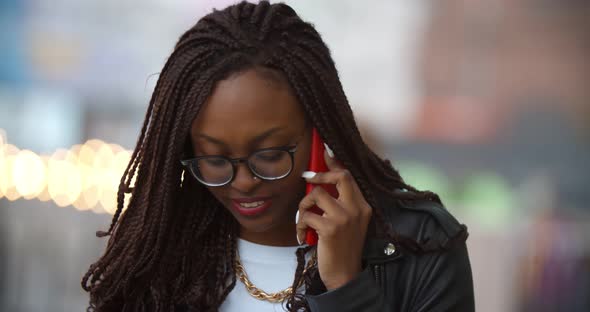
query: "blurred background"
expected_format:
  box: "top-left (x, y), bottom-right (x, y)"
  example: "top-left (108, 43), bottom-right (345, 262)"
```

top-left (1, 0), bottom-right (589, 311)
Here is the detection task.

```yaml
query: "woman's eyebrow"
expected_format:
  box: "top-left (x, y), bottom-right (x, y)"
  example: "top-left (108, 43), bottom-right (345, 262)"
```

top-left (250, 126), bottom-right (287, 145)
top-left (195, 133), bottom-right (227, 147)
top-left (195, 126), bottom-right (286, 147)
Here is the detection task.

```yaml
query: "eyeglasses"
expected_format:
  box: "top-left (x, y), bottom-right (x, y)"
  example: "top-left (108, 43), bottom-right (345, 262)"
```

top-left (181, 131), bottom-right (306, 187)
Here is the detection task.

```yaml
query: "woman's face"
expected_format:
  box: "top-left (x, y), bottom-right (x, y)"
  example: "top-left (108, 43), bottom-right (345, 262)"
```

top-left (189, 68), bottom-right (311, 244)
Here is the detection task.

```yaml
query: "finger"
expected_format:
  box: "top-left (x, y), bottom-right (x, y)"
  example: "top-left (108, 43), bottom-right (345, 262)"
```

top-left (302, 170), bottom-right (359, 203)
top-left (298, 186), bottom-right (343, 217)
top-left (296, 209), bottom-right (330, 244)
top-left (295, 209), bottom-right (306, 245)
top-left (323, 143), bottom-right (344, 171)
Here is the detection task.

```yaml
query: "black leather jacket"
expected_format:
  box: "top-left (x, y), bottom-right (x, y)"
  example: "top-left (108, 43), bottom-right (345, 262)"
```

top-left (305, 195), bottom-right (475, 312)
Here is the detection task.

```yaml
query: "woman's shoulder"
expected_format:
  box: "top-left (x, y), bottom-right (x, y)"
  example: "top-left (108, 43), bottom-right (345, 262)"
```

top-left (373, 189), bottom-right (468, 251)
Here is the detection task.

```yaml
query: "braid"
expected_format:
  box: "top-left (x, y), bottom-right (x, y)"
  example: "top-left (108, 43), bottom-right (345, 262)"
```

top-left (82, 1), bottom-right (467, 311)
top-left (285, 245), bottom-right (314, 311)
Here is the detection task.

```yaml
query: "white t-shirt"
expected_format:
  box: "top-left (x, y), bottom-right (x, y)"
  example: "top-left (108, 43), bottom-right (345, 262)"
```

top-left (220, 238), bottom-right (310, 312)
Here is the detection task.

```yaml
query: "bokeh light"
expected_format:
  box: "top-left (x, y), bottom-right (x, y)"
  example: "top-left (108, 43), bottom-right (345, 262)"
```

top-left (48, 149), bottom-right (82, 207)
top-left (0, 129), bottom-right (133, 214)
top-left (12, 149), bottom-right (46, 199)
top-left (0, 144), bottom-right (21, 201)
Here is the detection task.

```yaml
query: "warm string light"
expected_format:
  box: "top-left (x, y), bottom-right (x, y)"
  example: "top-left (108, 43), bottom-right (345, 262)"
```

top-left (0, 129), bottom-right (132, 214)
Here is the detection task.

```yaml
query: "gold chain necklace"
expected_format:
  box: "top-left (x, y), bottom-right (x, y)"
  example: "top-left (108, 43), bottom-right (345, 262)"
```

top-left (234, 248), bottom-right (317, 303)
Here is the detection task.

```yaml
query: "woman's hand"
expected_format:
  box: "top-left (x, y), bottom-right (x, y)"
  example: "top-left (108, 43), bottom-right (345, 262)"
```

top-left (296, 145), bottom-right (373, 290)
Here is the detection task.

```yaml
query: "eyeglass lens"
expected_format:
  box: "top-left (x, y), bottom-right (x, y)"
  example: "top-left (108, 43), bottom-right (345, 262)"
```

top-left (192, 149), bottom-right (292, 185)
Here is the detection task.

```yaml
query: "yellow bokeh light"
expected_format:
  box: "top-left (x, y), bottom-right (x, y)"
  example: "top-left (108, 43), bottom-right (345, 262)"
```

top-left (36, 156), bottom-right (51, 202)
top-left (94, 143), bottom-right (117, 213)
top-left (100, 187), bottom-right (118, 215)
top-left (72, 194), bottom-right (91, 211)
top-left (108, 150), bottom-right (133, 214)
top-left (100, 166), bottom-right (121, 215)
top-left (81, 170), bottom-right (100, 209)
top-left (37, 186), bottom-right (51, 202)
top-left (123, 192), bottom-right (131, 213)
top-left (78, 143), bottom-right (96, 167)
top-left (4, 160), bottom-right (20, 201)
top-left (64, 149), bottom-right (83, 206)
top-left (67, 144), bottom-right (91, 211)
top-left (0, 148), bottom-right (4, 198)
top-left (13, 149), bottom-right (46, 199)
top-left (78, 142), bottom-right (99, 210)
top-left (114, 150), bottom-right (132, 175)
top-left (109, 143), bottom-right (124, 154)
top-left (5, 187), bottom-right (20, 201)
top-left (70, 144), bottom-right (82, 156)
top-left (95, 143), bottom-right (115, 169)
top-left (47, 149), bottom-right (82, 207)
top-left (85, 139), bottom-right (105, 152)
top-left (0, 144), bottom-right (20, 200)
top-left (0, 133), bottom-right (134, 214)
top-left (3, 156), bottom-right (20, 201)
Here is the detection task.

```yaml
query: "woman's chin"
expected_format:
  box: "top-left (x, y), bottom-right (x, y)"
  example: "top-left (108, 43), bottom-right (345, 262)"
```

top-left (235, 215), bottom-right (276, 233)
top-left (230, 210), bottom-right (291, 237)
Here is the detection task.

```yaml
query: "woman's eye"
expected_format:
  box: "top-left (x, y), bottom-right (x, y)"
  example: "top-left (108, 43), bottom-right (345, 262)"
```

top-left (255, 151), bottom-right (284, 162)
top-left (204, 158), bottom-right (227, 167)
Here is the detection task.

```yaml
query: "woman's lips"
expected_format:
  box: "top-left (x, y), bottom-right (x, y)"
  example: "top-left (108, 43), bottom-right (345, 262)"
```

top-left (231, 197), bottom-right (272, 217)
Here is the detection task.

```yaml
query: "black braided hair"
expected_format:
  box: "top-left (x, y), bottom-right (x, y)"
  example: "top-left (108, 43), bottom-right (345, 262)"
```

top-left (82, 2), bottom-right (467, 311)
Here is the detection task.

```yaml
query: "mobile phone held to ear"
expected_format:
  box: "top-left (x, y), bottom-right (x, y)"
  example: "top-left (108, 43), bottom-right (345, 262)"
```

top-left (305, 128), bottom-right (339, 246)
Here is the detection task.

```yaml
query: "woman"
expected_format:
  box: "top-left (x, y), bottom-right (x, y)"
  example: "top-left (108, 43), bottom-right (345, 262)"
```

top-left (82, 1), bottom-right (474, 311)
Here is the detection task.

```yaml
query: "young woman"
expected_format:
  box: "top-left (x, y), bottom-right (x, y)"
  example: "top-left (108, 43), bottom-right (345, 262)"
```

top-left (82, 1), bottom-right (474, 311)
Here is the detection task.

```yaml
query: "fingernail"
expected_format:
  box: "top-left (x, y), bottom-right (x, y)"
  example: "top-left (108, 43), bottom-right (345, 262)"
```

top-left (324, 143), bottom-right (334, 158)
top-left (301, 171), bottom-right (317, 179)
top-left (295, 211), bottom-right (303, 245)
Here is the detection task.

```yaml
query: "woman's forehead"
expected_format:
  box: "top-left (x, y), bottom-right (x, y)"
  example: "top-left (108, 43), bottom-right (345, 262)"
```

top-left (190, 68), bottom-right (306, 139)
top-left (193, 70), bottom-right (304, 127)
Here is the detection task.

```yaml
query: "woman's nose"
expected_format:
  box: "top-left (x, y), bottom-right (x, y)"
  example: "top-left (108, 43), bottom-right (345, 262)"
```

top-left (230, 162), bottom-right (260, 193)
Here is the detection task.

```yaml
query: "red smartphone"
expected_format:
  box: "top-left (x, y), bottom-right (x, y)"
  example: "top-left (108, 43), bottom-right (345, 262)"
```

top-left (305, 128), bottom-right (339, 245)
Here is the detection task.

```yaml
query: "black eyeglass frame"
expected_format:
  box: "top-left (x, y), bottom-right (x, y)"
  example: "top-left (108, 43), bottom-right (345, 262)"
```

top-left (180, 131), bottom-right (306, 187)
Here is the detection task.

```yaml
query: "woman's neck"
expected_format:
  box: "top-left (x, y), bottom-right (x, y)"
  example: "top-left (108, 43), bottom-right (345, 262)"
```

top-left (239, 222), bottom-right (299, 247)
